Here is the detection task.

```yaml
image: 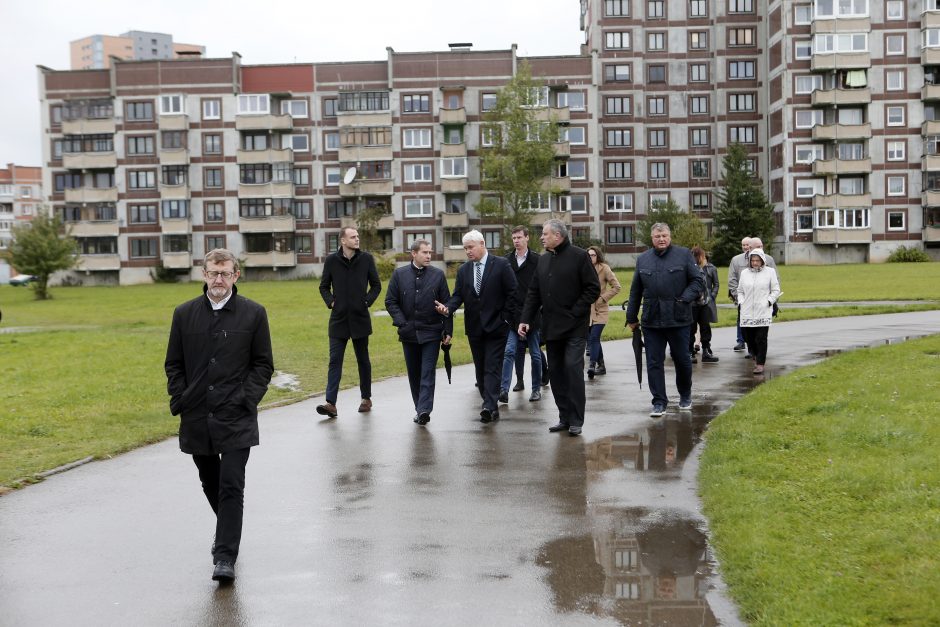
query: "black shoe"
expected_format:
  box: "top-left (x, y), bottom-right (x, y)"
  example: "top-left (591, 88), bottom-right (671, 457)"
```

top-left (491, 410), bottom-right (500, 421)
top-left (568, 426), bottom-right (582, 437)
top-left (690, 352), bottom-right (698, 364)
top-left (529, 390), bottom-right (541, 402)
top-left (701, 351), bottom-right (719, 363)
top-left (587, 362), bottom-right (596, 379)
top-left (595, 362), bottom-right (606, 376)
top-left (512, 381), bottom-right (525, 392)
top-left (548, 422), bottom-right (570, 433)
top-left (745, 353), bottom-right (753, 359)
top-left (212, 561), bottom-right (235, 582)
top-left (480, 408), bottom-right (494, 423)
top-left (733, 342), bottom-right (746, 352)
top-left (498, 389), bottom-right (509, 404)
top-left (542, 370), bottom-right (550, 387)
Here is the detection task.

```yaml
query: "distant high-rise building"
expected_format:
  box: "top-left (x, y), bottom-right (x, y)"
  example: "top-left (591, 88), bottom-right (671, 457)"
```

top-left (0, 163), bottom-right (41, 282)
top-left (69, 31), bottom-right (205, 70)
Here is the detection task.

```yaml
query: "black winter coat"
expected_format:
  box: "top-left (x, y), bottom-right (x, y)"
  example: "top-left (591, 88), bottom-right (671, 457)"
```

top-left (521, 239), bottom-right (600, 341)
top-left (165, 285), bottom-right (274, 455)
top-left (319, 249), bottom-right (382, 339)
top-left (625, 245), bottom-right (704, 329)
top-left (504, 249), bottom-right (541, 331)
top-left (385, 264), bottom-right (453, 344)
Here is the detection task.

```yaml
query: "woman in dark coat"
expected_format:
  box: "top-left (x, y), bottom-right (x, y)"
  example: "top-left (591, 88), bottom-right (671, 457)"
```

top-left (689, 246), bottom-right (719, 363)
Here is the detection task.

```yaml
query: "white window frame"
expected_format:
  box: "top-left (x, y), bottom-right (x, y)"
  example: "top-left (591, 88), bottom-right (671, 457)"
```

top-left (885, 69), bottom-right (904, 91)
top-left (886, 140), bottom-right (906, 162)
top-left (280, 99), bottom-right (309, 118)
top-left (557, 194), bottom-right (587, 214)
top-left (403, 128), bottom-right (432, 149)
top-left (404, 198), bottom-right (433, 218)
top-left (605, 31), bottom-right (631, 50)
top-left (556, 91), bottom-right (586, 111)
top-left (796, 213), bottom-right (815, 233)
top-left (794, 40), bottom-right (813, 60)
top-left (886, 106), bottom-right (905, 127)
top-left (795, 109), bottom-right (824, 129)
top-left (567, 160), bottom-right (587, 180)
top-left (325, 166), bottom-right (341, 186)
top-left (813, 33), bottom-right (868, 54)
top-left (925, 29), bottom-right (940, 49)
top-left (887, 210), bottom-right (906, 231)
top-left (160, 95), bottom-right (184, 115)
top-left (440, 158), bottom-right (467, 178)
top-left (887, 175), bottom-right (905, 196)
top-left (563, 126), bottom-right (586, 145)
top-left (795, 144), bottom-right (824, 164)
top-left (886, 0), bottom-right (904, 20)
top-left (237, 94), bottom-right (270, 115)
top-left (885, 35), bottom-right (905, 57)
top-left (815, 209), bottom-right (837, 228)
top-left (481, 126), bottom-right (499, 147)
top-left (795, 75), bottom-right (823, 94)
top-left (796, 178), bottom-right (824, 198)
top-left (325, 132), bottom-right (339, 151)
top-left (285, 134), bottom-right (309, 152)
top-left (841, 208), bottom-right (870, 229)
top-left (202, 100), bottom-right (220, 120)
top-left (814, 0), bottom-right (868, 18)
top-left (794, 5), bottom-right (813, 24)
top-left (404, 163), bottom-right (433, 183)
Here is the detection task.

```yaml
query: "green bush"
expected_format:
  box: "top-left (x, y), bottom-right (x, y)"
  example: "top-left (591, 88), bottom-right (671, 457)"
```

top-left (886, 246), bottom-right (929, 263)
top-left (374, 255), bottom-right (397, 281)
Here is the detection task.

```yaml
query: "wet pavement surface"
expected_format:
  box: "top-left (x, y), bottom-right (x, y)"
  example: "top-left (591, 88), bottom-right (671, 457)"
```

top-left (1, 311), bottom-right (938, 626)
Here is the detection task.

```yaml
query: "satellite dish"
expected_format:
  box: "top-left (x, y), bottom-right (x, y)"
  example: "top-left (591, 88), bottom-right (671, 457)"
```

top-left (343, 167), bottom-right (357, 184)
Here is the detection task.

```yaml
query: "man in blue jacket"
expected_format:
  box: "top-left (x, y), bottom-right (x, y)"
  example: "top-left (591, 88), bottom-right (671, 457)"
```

top-left (626, 223), bottom-right (704, 417)
top-left (385, 239), bottom-right (452, 426)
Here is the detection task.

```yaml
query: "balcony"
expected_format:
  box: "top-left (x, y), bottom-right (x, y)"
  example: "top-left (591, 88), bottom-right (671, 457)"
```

top-left (811, 53), bottom-right (871, 72)
top-left (158, 115), bottom-right (189, 131)
top-left (336, 110), bottom-right (392, 127)
top-left (812, 123), bottom-right (871, 141)
top-left (811, 17), bottom-right (871, 34)
top-left (76, 254), bottom-right (121, 271)
top-left (814, 193), bottom-right (871, 210)
top-left (162, 252), bottom-right (192, 269)
top-left (161, 183), bottom-right (191, 200)
top-left (924, 155), bottom-right (940, 171)
top-left (161, 217), bottom-right (192, 234)
top-left (64, 187), bottom-right (118, 204)
top-left (338, 144), bottom-right (393, 162)
top-left (158, 148), bottom-right (190, 166)
top-left (532, 107), bottom-right (570, 123)
top-left (67, 220), bottom-right (120, 237)
top-left (549, 210), bottom-right (572, 225)
top-left (811, 88), bottom-right (871, 107)
top-left (62, 151), bottom-right (117, 170)
top-left (543, 176), bottom-right (571, 192)
top-left (443, 247), bottom-right (466, 262)
top-left (553, 141), bottom-right (571, 158)
top-left (923, 190), bottom-right (940, 207)
top-left (235, 113), bottom-right (292, 132)
top-left (62, 118), bottom-right (115, 135)
top-left (923, 11), bottom-right (940, 28)
top-left (440, 177), bottom-right (468, 194)
top-left (236, 148), bottom-right (293, 165)
top-left (925, 225), bottom-right (940, 242)
top-left (923, 84), bottom-right (940, 101)
top-left (243, 251), bottom-right (297, 267)
top-left (237, 181), bottom-right (294, 199)
top-left (238, 215), bottom-right (296, 233)
top-left (922, 48), bottom-right (940, 66)
top-left (340, 178), bottom-right (394, 197)
top-left (440, 142), bottom-right (467, 158)
top-left (922, 120), bottom-right (940, 136)
top-left (440, 212), bottom-right (469, 228)
top-left (813, 228), bottom-right (872, 245)
top-left (439, 107), bottom-right (466, 124)
top-left (812, 158), bottom-right (871, 176)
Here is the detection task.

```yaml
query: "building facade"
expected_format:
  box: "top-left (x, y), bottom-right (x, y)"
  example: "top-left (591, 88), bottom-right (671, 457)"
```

top-left (0, 164), bottom-right (41, 283)
top-left (40, 2), bottom-right (939, 286)
top-left (70, 31), bottom-right (205, 70)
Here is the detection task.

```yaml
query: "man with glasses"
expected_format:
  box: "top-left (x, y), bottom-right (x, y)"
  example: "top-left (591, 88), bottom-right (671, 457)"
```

top-left (165, 248), bottom-right (273, 583)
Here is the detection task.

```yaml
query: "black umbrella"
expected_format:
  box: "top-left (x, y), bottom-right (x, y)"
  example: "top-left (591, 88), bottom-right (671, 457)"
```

top-left (632, 327), bottom-right (644, 388)
top-left (441, 341), bottom-right (453, 384)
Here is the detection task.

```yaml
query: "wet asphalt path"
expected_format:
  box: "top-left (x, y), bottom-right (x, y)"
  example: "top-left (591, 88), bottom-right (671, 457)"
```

top-left (1, 311), bottom-right (938, 626)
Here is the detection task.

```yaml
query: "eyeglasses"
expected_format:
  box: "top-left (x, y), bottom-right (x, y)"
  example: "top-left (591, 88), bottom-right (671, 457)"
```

top-left (205, 270), bottom-right (236, 279)
top-left (588, 252), bottom-right (597, 257)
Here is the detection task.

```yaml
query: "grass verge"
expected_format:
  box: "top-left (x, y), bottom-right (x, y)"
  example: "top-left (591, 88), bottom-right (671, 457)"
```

top-left (698, 334), bottom-right (940, 626)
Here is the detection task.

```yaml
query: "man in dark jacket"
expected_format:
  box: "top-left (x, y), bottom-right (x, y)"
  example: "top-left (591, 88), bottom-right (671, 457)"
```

top-left (500, 225), bottom-right (544, 402)
top-left (626, 223), bottom-right (704, 418)
top-left (165, 248), bottom-right (273, 583)
top-left (316, 227), bottom-right (382, 418)
top-left (435, 229), bottom-right (517, 424)
top-left (519, 219), bottom-right (600, 436)
top-left (385, 239), bottom-right (453, 426)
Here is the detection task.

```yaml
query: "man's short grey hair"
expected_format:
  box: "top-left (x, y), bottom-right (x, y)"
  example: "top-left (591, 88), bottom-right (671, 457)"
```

top-left (749, 237), bottom-right (764, 249)
top-left (462, 229), bottom-right (485, 245)
top-left (543, 219), bottom-right (569, 240)
top-left (204, 248), bottom-right (239, 273)
top-left (410, 238), bottom-right (431, 252)
top-left (650, 222), bottom-right (671, 235)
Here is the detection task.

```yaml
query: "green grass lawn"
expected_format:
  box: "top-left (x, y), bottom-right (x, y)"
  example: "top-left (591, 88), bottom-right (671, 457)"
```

top-left (699, 334), bottom-right (940, 626)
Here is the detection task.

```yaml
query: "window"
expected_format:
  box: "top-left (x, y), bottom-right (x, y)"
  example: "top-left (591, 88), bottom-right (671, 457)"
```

top-left (886, 34), bottom-right (905, 56)
top-left (240, 164), bottom-right (270, 184)
top-left (926, 29), bottom-right (940, 49)
top-left (327, 199), bottom-right (355, 219)
top-left (292, 200), bottom-right (311, 220)
top-left (794, 5), bottom-right (812, 24)
top-left (127, 135), bottom-right (154, 155)
top-left (606, 129), bottom-right (632, 147)
top-left (647, 32), bottom-right (666, 51)
top-left (53, 172), bottom-right (82, 191)
top-left (403, 128), bottom-right (432, 148)
top-left (605, 64), bottom-right (632, 82)
top-left (292, 167), bottom-right (310, 186)
top-left (606, 193), bottom-right (633, 213)
top-left (204, 168), bottom-right (223, 189)
top-left (691, 159), bottom-right (710, 178)
top-left (795, 40), bottom-right (813, 60)
top-left (554, 195), bottom-right (586, 213)
top-left (841, 208), bottom-right (870, 228)
top-left (325, 167), bottom-right (341, 186)
top-left (689, 0), bottom-right (707, 17)
top-left (323, 98), bottom-right (338, 117)
top-left (126, 101), bottom-right (153, 121)
top-left (606, 32), bottom-right (631, 50)
top-left (341, 126), bottom-right (391, 146)
top-left (607, 225), bottom-right (633, 244)
top-left (647, 0), bottom-right (664, 18)
top-left (728, 60), bottom-right (756, 79)
top-left (274, 163), bottom-right (295, 184)
top-left (358, 162), bottom-right (391, 179)
top-left (280, 99), bottom-right (308, 118)
top-left (690, 129), bottom-right (710, 147)
top-left (482, 93), bottom-right (498, 112)
top-left (796, 213), bottom-right (814, 232)
top-left (795, 144), bottom-right (824, 164)
top-left (605, 0), bottom-right (630, 16)
top-left (129, 204), bottom-right (157, 224)
top-left (160, 95), bottom-right (184, 115)
top-left (690, 95), bottom-right (709, 114)
top-left (886, 106), bottom-right (905, 126)
top-left (242, 132), bottom-right (268, 151)
top-left (729, 93), bottom-right (755, 112)
top-left (238, 94), bottom-right (270, 114)
top-left (729, 126), bottom-right (756, 144)
top-left (130, 238), bottom-right (158, 258)
top-left (689, 32), bottom-right (708, 50)
top-left (162, 165), bottom-right (187, 186)
top-left (887, 211), bottom-right (905, 230)
top-left (443, 91), bottom-right (462, 109)
top-left (816, 209), bottom-right (837, 227)
top-left (728, 28), bottom-right (755, 47)
top-left (885, 70), bottom-right (904, 91)
top-left (128, 170), bottom-right (156, 190)
top-left (440, 158), bottom-right (466, 177)
top-left (556, 91), bottom-right (586, 111)
top-left (325, 132), bottom-right (339, 151)
top-left (729, 0), bottom-right (754, 12)
top-left (403, 94), bottom-right (430, 113)
top-left (647, 96), bottom-right (666, 115)
top-left (648, 129), bottom-right (667, 148)
top-left (795, 109), bottom-right (823, 128)
top-left (691, 192), bottom-right (710, 212)
top-left (606, 161), bottom-right (633, 180)
top-left (481, 126), bottom-right (500, 147)
top-left (163, 235), bottom-right (191, 254)
top-left (202, 99), bottom-right (221, 120)
top-left (814, 33), bottom-right (868, 54)
top-left (203, 134), bottom-right (221, 155)
top-left (814, 0), bottom-right (868, 18)
top-left (567, 161), bottom-right (587, 180)
top-left (404, 163), bottom-right (433, 183)
top-left (205, 202), bottom-right (225, 223)
top-left (606, 96), bottom-right (632, 115)
top-left (647, 64), bottom-right (666, 83)
top-left (887, 176), bottom-right (905, 196)
top-left (405, 232), bottom-right (433, 249)
top-left (690, 63), bottom-right (708, 82)
top-left (562, 126), bottom-right (586, 145)
top-left (838, 108), bottom-right (863, 124)
top-left (484, 231), bottom-right (501, 249)
top-left (162, 131), bottom-right (186, 150)
top-left (796, 178), bottom-right (824, 197)
top-left (404, 198), bottom-right (433, 217)
top-left (285, 133), bottom-right (309, 152)
top-left (838, 177), bottom-right (865, 195)
top-left (886, 0), bottom-right (903, 19)
top-left (837, 143), bottom-right (865, 160)
top-left (649, 161), bottom-right (668, 180)
top-left (161, 200), bottom-right (189, 218)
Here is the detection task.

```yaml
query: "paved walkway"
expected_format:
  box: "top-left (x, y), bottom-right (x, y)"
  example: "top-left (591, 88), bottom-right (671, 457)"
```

top-left (1, 312), bottom-right (938, 626)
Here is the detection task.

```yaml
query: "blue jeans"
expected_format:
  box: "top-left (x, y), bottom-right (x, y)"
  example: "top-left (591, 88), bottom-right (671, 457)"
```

top-left (501, 329), bottom-right (542, 391)
top-left (643, 326), bottom-right (692, 408)
top-left (588, 323), bottom-right (606, 364)
top-left (326, 336), bottom-right (372, 404)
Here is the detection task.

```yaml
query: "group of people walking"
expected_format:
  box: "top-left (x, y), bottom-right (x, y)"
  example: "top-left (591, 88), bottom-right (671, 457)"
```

top-left (163, 223), bottom-right (780, 582)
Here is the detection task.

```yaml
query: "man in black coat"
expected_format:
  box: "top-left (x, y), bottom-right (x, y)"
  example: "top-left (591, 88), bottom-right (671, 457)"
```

top-left (385, 239), bottom-right (453, 426)
top-left (316, 227), bottom-right (382, 418)
top-left (165, 248), bottom-right (273, 583)
top-left (435, 229), bottom-right (517, 424)
top-left (519, 219), bottom-right (600, 436)
top-left (501, 225), bottom-right (544, 402)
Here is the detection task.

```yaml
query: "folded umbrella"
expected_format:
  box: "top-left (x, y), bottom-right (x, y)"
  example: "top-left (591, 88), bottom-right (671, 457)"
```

top-left (632, 327), bottom-right (644, 388)
top-left (441, 342), bottom-right (453, 384)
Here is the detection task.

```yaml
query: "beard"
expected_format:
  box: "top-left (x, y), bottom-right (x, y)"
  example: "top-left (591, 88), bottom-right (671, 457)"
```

top-left (207, 285), bottom-right (230, 300)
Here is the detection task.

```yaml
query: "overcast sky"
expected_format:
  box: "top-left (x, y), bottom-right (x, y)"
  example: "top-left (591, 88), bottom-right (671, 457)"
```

top-left (0, 0), bottom-right (583, 168)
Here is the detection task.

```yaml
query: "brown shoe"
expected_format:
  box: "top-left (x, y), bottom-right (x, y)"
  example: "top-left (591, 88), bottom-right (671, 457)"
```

top-left (358, 398), bottom-right (372, 413)
top-left (316, 402), bottom-right (338, 418)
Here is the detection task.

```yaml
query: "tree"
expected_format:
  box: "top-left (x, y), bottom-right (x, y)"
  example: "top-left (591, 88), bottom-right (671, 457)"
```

top-left (3, 213), bottom-right (76, 300)
top-left (635, 198), bottom-right (709, 250)
top-left (711, 143), bottom-right (775, 265)
top-left (355, 201), bottom-right (388, 254)
top-left (476, 61), bottom-right (560, 252)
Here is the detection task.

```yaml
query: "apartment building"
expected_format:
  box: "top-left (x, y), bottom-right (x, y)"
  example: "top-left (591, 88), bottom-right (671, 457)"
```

top-left (70, 31), bottom-right (205, 70)
top-left (0, 164), bottom-right (41, 283)
top-left (39, 2), bottom-right (937, 286)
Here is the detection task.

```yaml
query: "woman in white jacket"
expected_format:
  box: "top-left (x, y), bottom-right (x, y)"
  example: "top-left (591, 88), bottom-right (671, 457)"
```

top-left (736, 249), bottom-right (781, 374)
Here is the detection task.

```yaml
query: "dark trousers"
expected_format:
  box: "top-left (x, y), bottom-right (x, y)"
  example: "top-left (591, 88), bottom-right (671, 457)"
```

top-left (546, 336), bottom-right (587, 428)
top-left (643, 326), bottom-right (693, 408)
top-left (469, 332), bottom-right (506, 412)
top-left (501, 329), bottom-right (542, 391)
top-left (742, 327), bottom-right (769, 365)
top-left (689, 306), bottom-right (713, 352)
top-left (588, 323), bottom-right (606, 364)
top-left (326, 336), bottom-right (372, 404)
top-left (735, 306), bottom-right (745, 344)
top-left (402, 340), bottom-right (441, 415)
top-left (192, 447), bottom-right (251, 564)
